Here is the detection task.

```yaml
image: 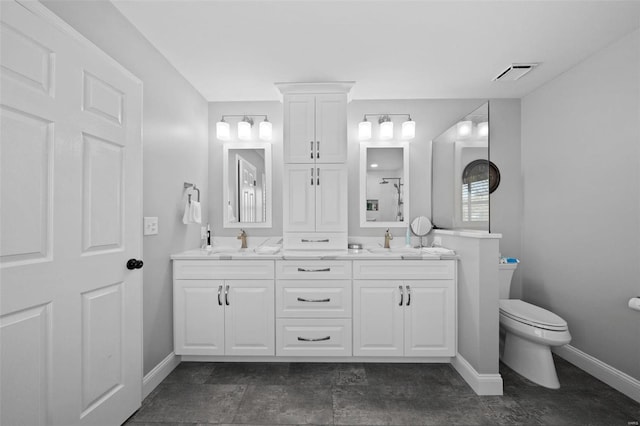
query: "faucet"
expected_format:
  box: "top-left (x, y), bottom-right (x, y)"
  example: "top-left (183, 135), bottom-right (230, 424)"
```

top-left (237, 229), bottom-right (247, 249)
top-left (384, 228), bottom-right (393, 249)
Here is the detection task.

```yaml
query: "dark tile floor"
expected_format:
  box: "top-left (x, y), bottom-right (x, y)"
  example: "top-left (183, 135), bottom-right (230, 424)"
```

top-left (124, 355), bottom-right (640, 425)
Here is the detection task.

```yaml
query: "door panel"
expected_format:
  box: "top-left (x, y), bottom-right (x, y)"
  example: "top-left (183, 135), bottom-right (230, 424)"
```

top-left (225, 280), bottom-right (275, 356)
top-left (353, 281), bottom-right (403, 356)
top-left (283, 94), bottom-right (315, 163)
top-left (0, 2), bottom-right (143, 425)
top-left (315, 164), bottom-right (348, 232)
top-left (283, 164), bottom-right (315, 232)
top-left (315, 94), bottom-right (346, 163)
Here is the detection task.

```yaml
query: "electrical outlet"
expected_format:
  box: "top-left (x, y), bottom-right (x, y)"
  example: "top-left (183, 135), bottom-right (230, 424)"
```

top-left (143, 217), bottom-right (158, 235)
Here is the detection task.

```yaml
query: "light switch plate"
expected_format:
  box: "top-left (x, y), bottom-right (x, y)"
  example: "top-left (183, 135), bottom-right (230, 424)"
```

top-left (144, 217), bottom-right (158, 235)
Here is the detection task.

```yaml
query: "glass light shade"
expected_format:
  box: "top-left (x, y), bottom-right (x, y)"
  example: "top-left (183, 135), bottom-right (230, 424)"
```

top-left (216, 121), bottom-right (230, 140)
top-left (358, 120), bottom-right (372, 140)
top-left (237, 120), bottom-right (252, 140)
top-left (477, 121), bottom-right (489, 138)
top-left (457, 120), bottom-right (473, 138)
top-left (379, 120), bottom-right (394, 140)
top-left (401, 119), bottom-right (415, 139)
top-left (259, 120), bottom-right (272, 141)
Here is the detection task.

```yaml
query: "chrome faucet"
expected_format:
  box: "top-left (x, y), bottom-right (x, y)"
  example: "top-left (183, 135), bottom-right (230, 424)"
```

top-left (384, 228), bottom-right (393, 249)
top-left (237, 229), bottom-right (248, 249)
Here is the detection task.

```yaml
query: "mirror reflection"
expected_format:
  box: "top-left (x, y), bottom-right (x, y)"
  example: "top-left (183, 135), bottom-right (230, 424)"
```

top-left (223, 143), bottom-right (272, 228)
top-left (431, 103), bottom-right (489, 231)
top-left (360, 142), bottom-right (410, 228)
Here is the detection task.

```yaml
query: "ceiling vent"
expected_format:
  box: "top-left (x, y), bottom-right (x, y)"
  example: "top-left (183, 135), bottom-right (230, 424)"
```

top-left (493, 63), bottom-right (539, 81)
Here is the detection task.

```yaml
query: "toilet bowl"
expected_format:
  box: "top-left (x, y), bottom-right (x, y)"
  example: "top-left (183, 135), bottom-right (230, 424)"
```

top-left (498, 263), bottom-right (571, 389)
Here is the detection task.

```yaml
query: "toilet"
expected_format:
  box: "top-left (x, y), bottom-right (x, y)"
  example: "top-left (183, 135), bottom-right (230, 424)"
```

top-left (498, 262), bottom-right (571, 389)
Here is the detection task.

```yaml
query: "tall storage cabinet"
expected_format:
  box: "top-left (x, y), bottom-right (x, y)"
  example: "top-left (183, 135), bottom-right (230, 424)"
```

top-left (277, 82), bottom-right (354, 251)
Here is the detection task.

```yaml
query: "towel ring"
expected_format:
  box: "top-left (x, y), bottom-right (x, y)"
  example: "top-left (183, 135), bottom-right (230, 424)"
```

top-left (184, 182), bottom-right (200, 203)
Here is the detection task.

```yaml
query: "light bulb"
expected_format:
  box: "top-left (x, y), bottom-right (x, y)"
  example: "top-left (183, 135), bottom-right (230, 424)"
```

top-left (401, 119), bottom-right (415, 139)
top-left (380, 119), bottom-right (393, 140)
top-left (259, 119), bottom-right (272, 141)
top-left (237, 118), bottom-right (252, 140)
top-left (457, 120), bottom-right (473, 138)
top-left (477, 121), bottom-right (488, 138)
top-left (216, 120), bottom-right (230, 140)
top-left (359, 119), bottom-right (372, 140)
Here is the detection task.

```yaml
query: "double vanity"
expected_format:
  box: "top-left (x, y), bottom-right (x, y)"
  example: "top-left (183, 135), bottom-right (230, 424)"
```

top-left (172, 249), bottom-right (457, 362)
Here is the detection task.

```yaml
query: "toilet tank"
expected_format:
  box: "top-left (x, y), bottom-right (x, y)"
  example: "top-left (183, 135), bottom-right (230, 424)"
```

top-left (499, 263), bottom-right (518, 299)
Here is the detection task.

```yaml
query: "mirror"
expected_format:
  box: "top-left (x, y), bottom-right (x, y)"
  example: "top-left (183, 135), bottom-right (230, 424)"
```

top-left (360, 142), bottom-right (410, 228)
top-left (411, 216), bottom-right (433, 248)
top-left (222, 143), bottom-right (272, 228)
top-left (431, 103), bottom-right (489, 231)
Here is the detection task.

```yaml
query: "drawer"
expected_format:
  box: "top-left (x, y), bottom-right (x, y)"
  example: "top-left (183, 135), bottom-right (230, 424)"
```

top-left (276, 260), bottom-right (351, 279)
top-left (353, 260), bottom-right (455, 280)
top-left (173, 260), bottom-right (274, 280)
top-left (283, 233), bottom-right (347, 251)
top-left (276, 318), bottom-right (352, 357)
top-left (276, 280), bottom-right (351, 318)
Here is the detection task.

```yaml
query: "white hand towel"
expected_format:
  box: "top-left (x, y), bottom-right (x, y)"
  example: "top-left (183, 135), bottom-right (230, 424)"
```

top-left (182, 201), bottom-right (191, 224)
top-left (190, 201), bottom-right (201, 224)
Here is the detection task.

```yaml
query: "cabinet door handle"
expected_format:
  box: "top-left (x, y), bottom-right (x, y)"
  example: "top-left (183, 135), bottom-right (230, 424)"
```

top-left (406, 285), bottom-right (411, 306)
top-left (316, 167), bottom-right (320, 185)
top-left (217, 285), bottom-right (223, 306)
top-left (297, 267), bottom-right (331, 272)
top-left (310, 167), bottom-right (314, 186)
top-left (301, 239), bottom-right (330, 243)
top-left (297, 336), bottom-right (330, 342)
top-left (297, 297), bottom-right (331, 303)
top-left (310, 141), bottom-right (314, 159)
top-left (225, 284), bottom-right (230, 306)
top-left (316, 141), bottom-right (320, 159)
top-left (399, 285), bottom-right (404, 306)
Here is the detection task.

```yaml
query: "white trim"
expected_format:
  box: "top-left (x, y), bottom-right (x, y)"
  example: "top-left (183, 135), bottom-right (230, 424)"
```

top-left (16, 0), bottom-right (142, 85)
top-left (142, 352), bottom-right (181, 399)
top-left (451, 353), bottom-right (503, 395)
top-left (181, 355), bottom-right (452, 363)
top-left (553, 344), bottom-right (640, 403)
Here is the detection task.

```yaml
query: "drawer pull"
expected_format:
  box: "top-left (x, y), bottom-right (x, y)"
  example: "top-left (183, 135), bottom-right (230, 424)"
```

top-left (225, 284), bottom-right (230, 306)
top-left (301, 239), bottom-right (330, 243)
top-left (406, 285), bottom-right (411, 306)
top-left (217, 285), bottom-right (223, 306)
top-left (297, 297), bottom-right (331, 303)
top-left (297, 267), bottom-right (331, 272)
top-left (297, 336), bottom-right (330, 342)
top-left (399, 285), bottom-right (404, 306)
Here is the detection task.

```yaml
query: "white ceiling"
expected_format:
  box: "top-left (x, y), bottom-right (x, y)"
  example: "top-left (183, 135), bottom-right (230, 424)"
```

top-left (112, 0), bottom-right (640, 102)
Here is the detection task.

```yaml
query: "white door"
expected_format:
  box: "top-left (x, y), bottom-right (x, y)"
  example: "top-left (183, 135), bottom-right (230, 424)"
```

top-left (224, 280), bottom-right (275, 356)
top-left (315, 164), bottom-right (348, 233)
top-left (173, 280), bottom-right (225, 356)
top-left (404, 281), bottom-right (456, 357)
top-left (0, 2), bottom-right (143, 425)
top-left (353, 281), bottom-right (404, 356)
top-left (283, 94), bottom-right (315, 163)
top-left (283, 164), bottom-right (315, 232)
top-left (315, 94), bottom-right (347, 163)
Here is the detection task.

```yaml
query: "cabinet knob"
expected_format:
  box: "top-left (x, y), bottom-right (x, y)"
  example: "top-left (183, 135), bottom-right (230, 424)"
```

top-left (126, 258), bottom-right (143, 270)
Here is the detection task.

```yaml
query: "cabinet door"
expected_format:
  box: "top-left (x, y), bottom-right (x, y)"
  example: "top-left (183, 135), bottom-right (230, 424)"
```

top-left (315, 94), bottom-right (347, 163)
top-left (404, 280), bottom-right (456, 357)
top-left (315, 164), bottom-right (348, 232)
top-left (283, 94), bottom-right (315, 163)
top-left (353, 280), bottom-right (404, 356)
top-left (174, 280), bottom-right (225, 355)
top-left (283, 164), bottom-right (315, 232)
top-left (224, 280), bottom-right (275, 356)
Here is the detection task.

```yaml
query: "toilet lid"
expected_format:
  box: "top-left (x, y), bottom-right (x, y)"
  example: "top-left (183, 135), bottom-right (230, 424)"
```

top-left (500, 299), bottom-right (568, 331)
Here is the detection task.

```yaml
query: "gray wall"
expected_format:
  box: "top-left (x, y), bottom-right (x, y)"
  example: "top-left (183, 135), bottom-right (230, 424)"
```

top-left (42, 1), bottom-right (209, 375)
top-left (521, 29), bottom-right (640, 379)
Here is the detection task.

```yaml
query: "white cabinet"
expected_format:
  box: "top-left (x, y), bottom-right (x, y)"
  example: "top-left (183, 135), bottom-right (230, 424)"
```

top-left (353, 261), bottom-right (456, 357)
top-left (283, 93), bottom-right (347, 164)
top-left (283, 163), bottom-right (348, 234)
top-left (173, 261), bottom-right (275, 356)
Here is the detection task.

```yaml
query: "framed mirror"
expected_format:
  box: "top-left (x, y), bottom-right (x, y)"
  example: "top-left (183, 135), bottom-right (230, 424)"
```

top-left (222, 143), bottom-right (272, 228)
top-left (360, 142), bottom-right (410, 228)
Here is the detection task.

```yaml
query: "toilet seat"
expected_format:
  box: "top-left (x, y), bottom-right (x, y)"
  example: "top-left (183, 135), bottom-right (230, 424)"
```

top-left (499, 299), bottom-right (568, 331)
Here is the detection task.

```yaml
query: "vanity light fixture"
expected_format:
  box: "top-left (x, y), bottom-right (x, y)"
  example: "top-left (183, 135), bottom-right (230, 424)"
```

top-left (358, 113), bottom-right (416, 140)
top-left (370, 163), bottom-right (379, 168)
top-left (216, 114), bottom-right (272, 141)
top-left (457, 120), bottom-right (473, 138)
top-left (477, 121), bottom-right (489, 138)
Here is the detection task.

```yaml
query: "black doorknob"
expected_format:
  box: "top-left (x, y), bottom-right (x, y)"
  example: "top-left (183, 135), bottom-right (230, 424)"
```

top-left (126, 258), bottom-right (144, 270)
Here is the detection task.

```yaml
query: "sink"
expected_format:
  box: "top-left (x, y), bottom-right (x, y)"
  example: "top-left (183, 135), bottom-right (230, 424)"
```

top-left (208, 246), bottom-right (242, 254)
top-left (367, 247), bottom-right (422, 255)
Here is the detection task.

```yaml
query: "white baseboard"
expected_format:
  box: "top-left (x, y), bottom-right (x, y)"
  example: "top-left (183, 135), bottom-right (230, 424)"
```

top-left (142, 352), bottom-right (181, 399)
top-left (553, 345), bottom-right (640, 403)
top-left (451, 353), bottom-right (503, 395)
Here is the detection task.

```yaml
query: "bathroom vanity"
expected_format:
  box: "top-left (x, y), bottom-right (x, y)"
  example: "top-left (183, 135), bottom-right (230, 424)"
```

top-left (171, 252), bottom-right (457, 362)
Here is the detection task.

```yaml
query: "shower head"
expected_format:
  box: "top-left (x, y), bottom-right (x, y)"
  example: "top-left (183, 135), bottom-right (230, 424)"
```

top-left (379, 180), bottom-right (389, 184)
